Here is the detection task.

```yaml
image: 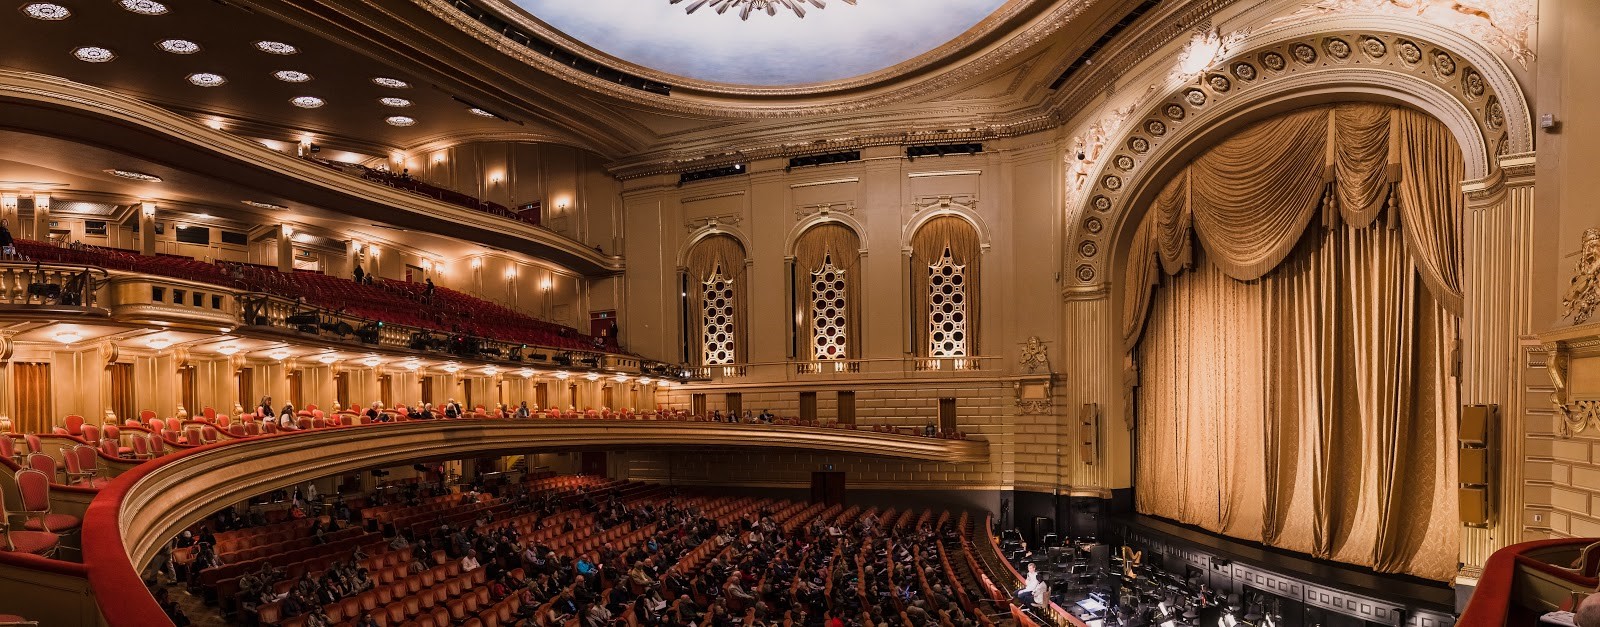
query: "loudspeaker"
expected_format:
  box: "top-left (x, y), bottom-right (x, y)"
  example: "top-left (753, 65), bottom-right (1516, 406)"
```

top-left (1458, 404), bottom-right (1496, 527)
top-left (1459, 486), bottom-right (1490, 526)
top-left (1080, 403), bottom-right (1099, 466)
top-left (1459, 447), bottom-right (1488, 485)
top-left (1460, 405), bottom-right (1491, 446)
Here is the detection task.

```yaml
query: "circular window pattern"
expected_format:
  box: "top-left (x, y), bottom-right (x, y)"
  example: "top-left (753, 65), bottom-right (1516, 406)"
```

top-left (372, 77), bottom-right (410, 88)
top-left (1324, 38), bottom-right (1351, 60)
top-left (701, 268), bottom-right (737, 365)
top-left (1232, 62), bottom-right (1257, 81)
top-left (385, 116), bottom-right (416, 127)
top-left (1079, 241), bottom-right (1099, 258)
top-left (119, 0), bottom-right (167, 15)
top-left (157, 39), bottom-right (199, 54)
top-left (1128, 136), bottom-right (1150, 153)
top-left (1262, 52), bottom-right (1286, 72)
top-left (1360, 37), bottom-right (1387, 59)
top-left (254, 40), bottom-right (298, 55)
top-left (72, 46), bottom-right (115, 63)
top-left (274, 70), bottom-right (312, 82)
top-left (927, 247), bottom-right (968, 358)
top-left (22, 3), bottom-right (70, 19)
top-left (290, 96), bottom-right (324, 108)
top-left (187, 72), bottom-right (226, 87)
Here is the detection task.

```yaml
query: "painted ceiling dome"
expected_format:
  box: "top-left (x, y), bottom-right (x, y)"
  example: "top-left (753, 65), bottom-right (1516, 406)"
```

top-left (506, 0), bottom-right (1009, 86)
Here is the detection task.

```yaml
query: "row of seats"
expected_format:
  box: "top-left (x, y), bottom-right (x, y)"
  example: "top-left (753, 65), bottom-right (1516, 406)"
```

top-left (301, 157), bottom-right (541, 228)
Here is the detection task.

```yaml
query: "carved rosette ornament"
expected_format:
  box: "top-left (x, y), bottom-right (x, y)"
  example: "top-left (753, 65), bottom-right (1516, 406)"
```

top-left (1562, 228), bottom-right (1600, 325)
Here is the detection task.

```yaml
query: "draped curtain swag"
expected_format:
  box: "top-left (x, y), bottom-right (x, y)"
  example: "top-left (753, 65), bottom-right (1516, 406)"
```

top-left (1124, 103), bottom-right (1465, 349)
top-left (686, 234), bottom-right (750, 365)
top-left (1128, 104), bottom-right (1464, 582)
top-left (793, 223), bottom-right (863, 359)
top-left (910, 217), bottom-right (982, 357)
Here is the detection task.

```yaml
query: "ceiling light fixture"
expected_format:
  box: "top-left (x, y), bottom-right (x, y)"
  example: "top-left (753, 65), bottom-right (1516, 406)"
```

top-left (53, 330), bottom-right (82, 344)
top-left (384, 116), bottom-right (416, 127)
top-left (290, 96), bottom-right (324, 108)
top-left (104, 168), bottom-right (161, 182)
top-left (442, 363), bottom-right (460, 374)
top-left (254, 40), bottom-right (297, 55)
top-left (362, 356), bottom-right (381, 367)
top-left (22, 3), bottom-right (70, 20)
top-left (378, 97), bottom-right (411, 107)
top-left (157, 39), bottom-right (199, 54)
top-left (483, 366), bottom-right (499, 377)
top-left (468, 108), bottom-right (496, 118)
top-left (402, 360), bottom-right (420, 371)
top-left (669, 0), bottom-right (854, 20)
top-left (119, 0), bottom-right (168, 16)
top-left (217, 344), bottom-right (240, 356)
top-left (614, 374), bottom-right (630, 383)
top-left (554, 371), bottom-right (570, 380)
top-left (273, 70), bottom-right (312, 83)
top-left (146, 337), bottom-right (172, 350)
top-left (187, 72), bottom-right (227, 87)
top-left (72, 46), bottom-right (116, 63)
top-left (638, 377), bottom-right (652, 385)
top-left (371, 77), bottom-right (409, 88)
top-left (206, 118), bottom-right (225, 130)
top-left (242, 200), bottom-right (287, 210)
top-left (519, 368), bottom-right (534, 379)
top-left (584, 372), bottom-right (600, 382)
top-left (269, 349), bottom-right (290, 360)
top-left (317, 353), bottom-right (337, 364)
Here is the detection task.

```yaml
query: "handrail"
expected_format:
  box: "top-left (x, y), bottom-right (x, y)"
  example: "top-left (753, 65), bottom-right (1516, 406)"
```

top-left (1457, 538), bottom-right (1598, 627)
top-left (65, 417), bottom-right (991, 627)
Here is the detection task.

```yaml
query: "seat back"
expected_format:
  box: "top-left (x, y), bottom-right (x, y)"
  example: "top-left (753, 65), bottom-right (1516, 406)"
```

top-left (202, 406), bottom-right (216, 421)
top-left (103, 425), bottom-right (120, 441)
top-left (165, 418), bottom-right (181, 432)
top-left (0, 435), bottom-right (13, 460)
top-left (139, 409), bottom-right (156, 421)
top-left (149, 436), bottom-right (166, 456)
top-left (81, 424), bottom-right (99, 444)
top-left (74, 446), bottom-right (97, 476)
top-left (131, 435), bottom-right (150, 458)
top-left (202, 426), bottom-right (219, 443)
top-left (28, 453), bottom-right (55, 477)
top-left (99, 439), bottom-right (118, 458)
top-left (64, 415), bottom-right (84, 436)
top-left (15, 468), bottom-right (50, 514)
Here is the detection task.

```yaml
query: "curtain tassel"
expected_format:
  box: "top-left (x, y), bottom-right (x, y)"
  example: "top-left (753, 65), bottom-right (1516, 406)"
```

top-left (1385, 182), bottom-right (1400, 230)
top-left (1321, 183), bottom-right (1341, 230)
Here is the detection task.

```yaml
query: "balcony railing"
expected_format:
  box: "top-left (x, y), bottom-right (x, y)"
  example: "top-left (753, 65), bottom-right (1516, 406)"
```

top-left (1458, 538), bottom-right (1600, 626)
top-left (688, 356), bottom-right (1000, 383)
top-left (0, 262), bottom-right (107, 312)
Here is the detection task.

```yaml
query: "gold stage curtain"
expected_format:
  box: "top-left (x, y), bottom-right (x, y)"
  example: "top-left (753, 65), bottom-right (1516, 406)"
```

top-left (910, 216), bottom-right (982, 357)
top-left (1123, 104), bottom-right (1464, 350)
top-left (793, 223), bottom-right (863, 359)
top-left (1129, 103), bottom-right (1463, 582)
top-left (13, 362), bottom-right (52, 435)
top-left (685, 234), bottom-right (750, 365)
top-left (110, 362), bottom-right (135, 425)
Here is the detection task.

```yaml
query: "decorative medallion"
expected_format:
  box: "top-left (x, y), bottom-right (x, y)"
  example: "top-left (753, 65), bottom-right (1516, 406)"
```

top-left (1262, 52), bottom-right (1286, 72)
top-left (253, 40), bottom-right (298, 55)
top-left (385, 116), bottom-right (417, 127)
top-left (290, 96), bottom-right (325, 108)
top-left (1145, 120), bottom-right (1167, 136)
top-left (274, 70), bottom-right (312, 83)
top-left (242, 200), bottom-right (288, 210)
top-left (22, 3), bottom-right (69, 20)
top-left (371, 77), bottom-right (410, 88)
top-left (1078, 241), bottom-right (1099, 258)
top-left (1432, 50), bottom-right (1457, 76)
top-left (1360, 36), bottom-right (1387, 59)
top-left (1084, 216), bottom-right (1103, 234)
top-left (669, 0), bottom-right (860, 20)
top-left (1092, 195), bottom-right (1111, 212)
top-left (1463, 68), bottom-right (1485, 98)
top-left (105, 168), bottom-right (161, 182)
top-left (1128, 137), bottom-right (1150, 153)
top-left (1076, 264), bottom-right (1095, 282)
top-left (1324, 38), bottom-right (1351, 59)
top-left (1101, 175), bottom-right (1122, 191)
top-left (119, 0), bottom-right (167, 15)
top-left (1485, 96), bottom-right (1504, 130)
top-left (1113, 155), bottom-right (1135, 171)
top-left (1184, 89), bottom-right (1207, 106)
top-left (379, 97), bottom-right (412, 107)
top-left (1398, 40), bottom-right (1423, 64)
top-left (1207, 74), bottom-right (1231, 92)
top-left (157, 39), bottom-right (200, 54)
top-left (1164, 104), bottom-right (1186, 121)
top-left (72, 46), bottom-right (115, 63)
top-left (1291, 43), bottom-right (1318, 64)
top-left (468, 108), bottom-right (497, 117)
top-left (186, 72), bottom-right (227, 87)
top-left (1232, 62), bottom-right (1257, 81)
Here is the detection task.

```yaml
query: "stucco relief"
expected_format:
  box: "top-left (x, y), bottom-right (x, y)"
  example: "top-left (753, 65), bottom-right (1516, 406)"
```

top-left (1282, 0), bottom-right (1535, 68)
top-left (1562, 228), bottom-right (1600, 325)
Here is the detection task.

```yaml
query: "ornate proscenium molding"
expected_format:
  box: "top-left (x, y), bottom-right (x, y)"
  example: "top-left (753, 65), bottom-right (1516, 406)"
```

top-left (1014, 336), bottom-right (1054, 414)
top-left (1562, 228), bottom-right (1600, 325)
top-left (1539, 322), bottom-right (1600, 438)
top-left (670, 0), bottom-right (857, 20)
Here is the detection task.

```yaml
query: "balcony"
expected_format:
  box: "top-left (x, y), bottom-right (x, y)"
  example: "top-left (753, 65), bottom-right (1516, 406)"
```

top-left (1458, 539), bottom-right (1599, 626)
top-left (691, 356), bottom-right (1000, 384)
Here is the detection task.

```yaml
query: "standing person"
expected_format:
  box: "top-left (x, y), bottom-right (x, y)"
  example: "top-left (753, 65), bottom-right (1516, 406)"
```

top-left (0, 220), bottom-right (15, 259)
top-left (353, 265), bottom-right (365, 284)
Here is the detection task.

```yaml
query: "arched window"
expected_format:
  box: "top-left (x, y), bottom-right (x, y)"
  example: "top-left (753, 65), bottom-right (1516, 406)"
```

top-left (910, 216), bottom-right (981, 357)
top-left (792, 223), bottom-right (861, 361)
top-left (684, 235), bottom-right (747, 366)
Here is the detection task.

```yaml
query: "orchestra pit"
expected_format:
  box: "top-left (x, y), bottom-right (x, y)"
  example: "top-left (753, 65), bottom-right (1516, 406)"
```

top-left (0, 0), bottom-right (1595, 626)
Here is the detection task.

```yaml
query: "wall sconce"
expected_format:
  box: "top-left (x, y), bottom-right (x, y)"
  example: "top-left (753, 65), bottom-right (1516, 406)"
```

top-left (637, 377), bottom-right (651, 386)
top-left (391, 151), bottom-right (406, 165)
top-left (540, 278), bottom-right (552, 292)
top-left (402, 360), bottom-right (420, 371)
top-left (217, 345), bottom-right (241, 356)
top-left (470, 257), bottom-right (481, 269)
top-left (146, 337), bottom-right (172, 350)
top-left (352, 241), bottom-right (364, 253)
top-left (0, 194), bottom-right (16, 212)
top-left (421, 259), bottom-right (433, 272)
top-left (505, 268), bottom-right (517, 280)
top-left (207, 118), bottom-right (225, 130)
top-left (554, 197), bottom-right (570, 212)
top-left (53, 330), bottom-right (82, 344)
top-left (269, 349), bottom-right (290, 360)
top-left (32, 193), bottom-right (49, 211)
top-left (488, 171), bottom-right (504, 184)
top-left (141, 202), bottom-right (157, 217)
top-left (369, 246), bottom-right (379, 258)
top-left (613, 374), bottom-right (629, 383)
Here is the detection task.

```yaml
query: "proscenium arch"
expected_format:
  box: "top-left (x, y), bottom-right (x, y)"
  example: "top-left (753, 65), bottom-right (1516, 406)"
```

top-left (1067, 21), bottom-right (1530, 287)
top-left (87, 421), bottom-right (989, 627)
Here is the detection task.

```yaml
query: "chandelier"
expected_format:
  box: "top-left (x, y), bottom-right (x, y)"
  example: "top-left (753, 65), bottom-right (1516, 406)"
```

top-left (669, 0), bottom-right (857, 20)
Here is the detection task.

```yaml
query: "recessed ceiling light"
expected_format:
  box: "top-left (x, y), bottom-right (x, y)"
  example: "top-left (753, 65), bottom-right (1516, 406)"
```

top-left (242, 200), bottom-right (287, 210)
top-left (187, 72), bottom-right (226, 87)
top-left (468, 107), bottom-right (497, 118)
top-left (273, 70), bottom-right (312, 83)
top-left (254, 40), bottom-right (297, 55)
top-left (72, 46), bottom-right (116, 63)
top-left (118, 0), bottom-right (168, 15)
top-left (385, 116), bottom-right (416, 127)
top-left (290, 96), bottom-right (324, 108)
top-left (105, 168), bottom-right (161, 182)
top-left (378, 97), bottom-right (411, 107)
top-left (157, 39), bottom-right (200, 54)
top-left (21, 3), bottom-right (70, 20)
top-left (371, 77), bottom-right (409, 89)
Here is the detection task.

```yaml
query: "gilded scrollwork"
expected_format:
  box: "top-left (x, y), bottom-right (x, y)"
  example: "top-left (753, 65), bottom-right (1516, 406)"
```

top-left (1547, 345), bottom-right (1600, 438)
top-left (1561, 228), bottom-right (1600, 325)
top-left (1018, 336), bottom-right (1049, 374)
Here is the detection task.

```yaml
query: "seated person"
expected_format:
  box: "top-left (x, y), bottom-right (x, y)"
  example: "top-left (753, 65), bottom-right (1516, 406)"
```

top-left (1015, 562), bottom-right (1043, 607)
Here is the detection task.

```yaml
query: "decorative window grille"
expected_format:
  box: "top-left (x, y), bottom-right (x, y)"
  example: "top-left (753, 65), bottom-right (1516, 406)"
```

top-left (701, 264), bottom-right (736, 365)
top-left (928, 246), bottom-right (968, 357)
top-left (810, 253), bottom-right (847, 360)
